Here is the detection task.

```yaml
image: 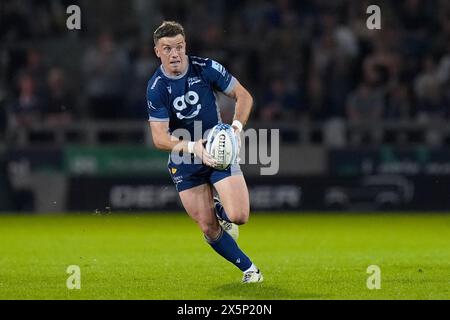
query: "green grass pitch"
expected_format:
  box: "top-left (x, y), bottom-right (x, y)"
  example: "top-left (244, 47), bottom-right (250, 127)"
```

top-left (0, 213), bottom-right (449, 300)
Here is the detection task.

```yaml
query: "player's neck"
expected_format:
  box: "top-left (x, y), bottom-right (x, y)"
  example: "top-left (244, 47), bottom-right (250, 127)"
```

top-left (161, 57), bottom-right (189, 79)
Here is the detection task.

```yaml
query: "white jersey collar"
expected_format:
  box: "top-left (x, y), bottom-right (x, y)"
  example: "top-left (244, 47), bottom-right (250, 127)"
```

top-left (160, 57), bottom-right (189, 80)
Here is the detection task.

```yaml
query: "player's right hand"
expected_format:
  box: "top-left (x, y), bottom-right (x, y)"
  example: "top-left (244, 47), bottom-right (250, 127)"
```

top-left (194, 139), bottom-right (217, 168)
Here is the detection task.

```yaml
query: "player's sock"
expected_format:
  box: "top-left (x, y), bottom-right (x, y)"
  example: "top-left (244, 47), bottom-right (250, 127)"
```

top-left (214, 197), bottom-right (232, 223)
top-left (205, 228), bottom-right (252, 272)
top-left (243, 263), bottom-right (258, 273)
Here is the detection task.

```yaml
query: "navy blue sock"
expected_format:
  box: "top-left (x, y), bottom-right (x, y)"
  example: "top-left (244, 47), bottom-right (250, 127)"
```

top-left (214, 200), bottom-right (232, 223)
top-left (206, 229), bottom-right (252, 271)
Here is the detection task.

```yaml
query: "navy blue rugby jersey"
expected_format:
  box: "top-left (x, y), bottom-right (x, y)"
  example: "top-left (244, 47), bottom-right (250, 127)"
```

top-left (146, 56), bottom-right (236, 140)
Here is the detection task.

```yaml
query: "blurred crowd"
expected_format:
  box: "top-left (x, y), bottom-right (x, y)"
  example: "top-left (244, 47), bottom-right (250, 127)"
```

top-left (1, 0), bottom-right (450, 138)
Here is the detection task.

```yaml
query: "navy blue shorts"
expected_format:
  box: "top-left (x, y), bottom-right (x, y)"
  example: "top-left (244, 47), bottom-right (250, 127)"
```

top-left (167, 154), bottom-right (242, 192)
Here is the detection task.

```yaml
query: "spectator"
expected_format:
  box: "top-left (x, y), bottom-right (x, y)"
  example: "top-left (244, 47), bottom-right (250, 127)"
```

top-left (127, 43), bottom-right (159, 119)
top-left (385, 82), bottom-right (412, 120)
top-left (20, 49), bottom-right (49, 97)
top-left (0, 83), bottom-right (6, 138)
top-left (9, 74), bottom-right (44, 128)
top-left (260, 77), bottom-right (303, 121)
top-left (346, 82), bottom-right (385, 124)
top-left (414, 56), bottom-right (448, 122)
top-left (1, 0), bottom-right (450, 144)
top-left (43, 67), bottom-right (76, 126)
top-left (82, 32), bottom-right (130, 120)
top-left (0, 1), bottom-right (33, 42)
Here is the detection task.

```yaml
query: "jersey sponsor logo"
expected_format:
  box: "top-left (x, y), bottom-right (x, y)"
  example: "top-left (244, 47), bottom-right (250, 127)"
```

top-left (211, 60), bottom-right (226, 77)
top-left (191, 56), bottom-right (208, 61)
top-left (192, 61), bottom-right (206, 67)
top-left (172, 175), bottom-right (183, 184)
top-left (172, 90), bottom-right (202, 120)
top-left (169, 167), bottom-right (183, 184)
top-left (150, 76), bottom-right (161, 90)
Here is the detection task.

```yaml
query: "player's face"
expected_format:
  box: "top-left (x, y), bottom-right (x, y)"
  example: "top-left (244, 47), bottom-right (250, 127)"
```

top-left (155, 34), bottom-right (187, 76)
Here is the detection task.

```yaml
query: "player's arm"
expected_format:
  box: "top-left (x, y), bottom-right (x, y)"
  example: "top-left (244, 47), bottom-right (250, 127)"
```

top-left (149, 121), bottom-right (186, 152)
top-left (149, 121), bottom-right (217, 167)
top-left (225, 80), bottom-right (253, 132)
top-left (147, 80), bottom-right (216, 166)
top-left (206, 59), bottom-right (252, 132)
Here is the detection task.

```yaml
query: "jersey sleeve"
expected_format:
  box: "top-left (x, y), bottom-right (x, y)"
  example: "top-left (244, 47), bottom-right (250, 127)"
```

top-left (204, 59), bottom-right (237, 94)
top-left (146, 78), bottom-right (169, 122)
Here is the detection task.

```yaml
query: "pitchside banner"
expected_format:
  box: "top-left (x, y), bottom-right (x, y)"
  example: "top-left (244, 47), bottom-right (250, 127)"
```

top-left (329, 147), bottom-right (450, 176)
top-left (0, 152), bottom-right (13, 211)
top-left (7, 147), bottom-right (63, 172)
top-left (68, 175), bottom-right (450, 211)
top-left (64, 146), bottom-right (168, 176)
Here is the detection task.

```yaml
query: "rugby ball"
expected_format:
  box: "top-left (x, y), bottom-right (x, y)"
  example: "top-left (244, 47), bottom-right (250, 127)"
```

top-left (205, 123), bottom-right (238, 170)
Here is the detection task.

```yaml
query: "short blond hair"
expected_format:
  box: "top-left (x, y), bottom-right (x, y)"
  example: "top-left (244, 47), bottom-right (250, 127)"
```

top-left (153, 21), bottom-right (185, 45)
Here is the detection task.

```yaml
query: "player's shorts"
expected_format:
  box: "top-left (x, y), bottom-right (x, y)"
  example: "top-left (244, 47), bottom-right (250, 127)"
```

top-left (167, 154), bottom-right (242, 192)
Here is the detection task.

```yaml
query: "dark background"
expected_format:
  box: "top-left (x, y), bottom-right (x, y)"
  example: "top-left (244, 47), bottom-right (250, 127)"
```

top-left (1, 0), bottom-right (449, 212)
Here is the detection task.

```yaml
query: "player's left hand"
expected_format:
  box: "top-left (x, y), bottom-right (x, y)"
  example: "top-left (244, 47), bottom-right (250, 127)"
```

top-left (194, 139), bottom-right (217, 168)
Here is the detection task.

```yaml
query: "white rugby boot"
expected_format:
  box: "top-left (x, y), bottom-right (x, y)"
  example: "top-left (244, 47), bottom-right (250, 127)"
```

top-left (242, 269), bottom-right (264, 284)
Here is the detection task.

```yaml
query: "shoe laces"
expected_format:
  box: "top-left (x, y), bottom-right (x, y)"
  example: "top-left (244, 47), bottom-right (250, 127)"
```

top-left (221, 221), bottom-right (232, 231)
top-left (243, 271), bottom-right (257, 282)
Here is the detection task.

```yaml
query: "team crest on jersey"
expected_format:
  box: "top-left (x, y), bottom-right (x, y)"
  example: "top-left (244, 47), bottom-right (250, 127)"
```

top-left (188, 77), bottom-right (201, 87)
top-left (170, 168), bottom-right (177, 174)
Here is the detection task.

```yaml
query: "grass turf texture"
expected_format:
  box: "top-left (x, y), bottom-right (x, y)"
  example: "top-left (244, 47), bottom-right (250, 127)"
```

top-left (0, 213), bottom-right (449, 300)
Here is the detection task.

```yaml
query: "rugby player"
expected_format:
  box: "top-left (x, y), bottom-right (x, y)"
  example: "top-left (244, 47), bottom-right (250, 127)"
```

top-left (146, 21), bottom-right (263, 283)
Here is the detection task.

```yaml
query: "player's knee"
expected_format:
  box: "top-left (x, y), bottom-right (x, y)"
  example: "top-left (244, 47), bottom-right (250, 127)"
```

top-left (199, 221), bottom-right (221, 239)
top-left (230, 210), bottom-right (249, 225)
top-left (233, 216), bottom-right (248, 225)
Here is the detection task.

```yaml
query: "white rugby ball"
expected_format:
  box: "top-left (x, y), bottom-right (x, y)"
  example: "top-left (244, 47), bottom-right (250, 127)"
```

top-left (205, 123), bottom-right (238, 170)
